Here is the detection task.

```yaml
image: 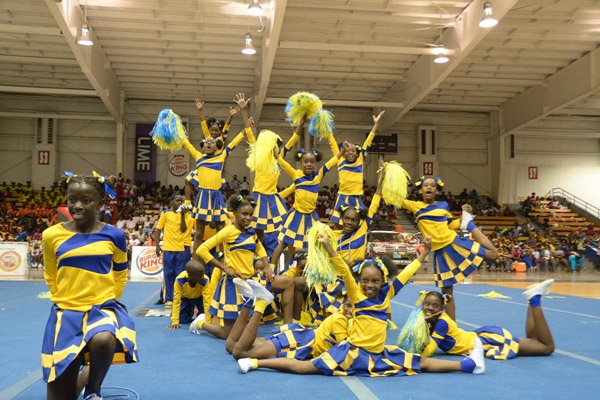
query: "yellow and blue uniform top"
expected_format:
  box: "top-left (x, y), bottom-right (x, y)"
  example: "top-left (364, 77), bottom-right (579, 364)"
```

top-left (335, 193), bottom-right (381, 265)
top-left (277, 154), bottom-right (339, 214)
top-left (42, 223), bottom-right (128, 312)
top-left (327, 130), bottom-right (377, 196)
top-left (311, 312), bottom-right (350, 357)
top-left (156, 210), bottom-right (195, 251)
top-left (245, 129), bottom-right (300, 194)
top-left (332, 254), bottom-right (421, 353)
top-left (283, 266), bottom-right (302, 278)
top-left (401, 200), bottom-right (460, 251)
top-left (196, 224), bottom-right (267, 278)
top-left (422, 312), bottom-right (477, 357)
top-left (171, 270), bottom-right (209, 325)
top-left (184, 129), bottom-right (247, 190)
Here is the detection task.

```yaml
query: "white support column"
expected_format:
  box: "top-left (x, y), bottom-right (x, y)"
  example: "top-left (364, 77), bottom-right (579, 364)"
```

top-left (488, 111), bottom-right (501, 200)
top-left (45, 0), bottom-right (124, 121)
top-left (381, 0), bottom-right (520, 131)
top-left (116, 93), bottom-right (126, 174)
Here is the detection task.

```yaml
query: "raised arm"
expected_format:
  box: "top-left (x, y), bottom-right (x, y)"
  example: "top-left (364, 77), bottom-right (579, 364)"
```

top-left (326, 132), bottom-right (340, 157)
top-left (280, 115), bottom-right (307, 157)
top-left (195, 98), bottom-right (210, 139)
top-left (222, 106), bottom-right (240, 139)
top-left (363, 110), bottom-right (385, 152)
top-left (277, 155), bottom-right (297, 179)
top-left (235, 92), bottom-right (255, 144)
top-left (181, 136), bottom-right (203, 161)
top-left (318, 232), bottom-right (362, 303)
top-left (367, 166), bottom-right (385, 219)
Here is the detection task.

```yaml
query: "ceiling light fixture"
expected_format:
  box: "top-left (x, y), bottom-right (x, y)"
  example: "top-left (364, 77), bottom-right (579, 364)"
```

top-left (247, 0), bottom-right (264, 17)
top-left (479, 2), bottom-right (498, 28)
top-left (77, 0), bottom-right (93, 46)
top-left (432, 46), bottom-right (449, 64)
top-left (241, 33), bottom-right (256, 55)
top-left (77, 24), bottom-right (93, 46)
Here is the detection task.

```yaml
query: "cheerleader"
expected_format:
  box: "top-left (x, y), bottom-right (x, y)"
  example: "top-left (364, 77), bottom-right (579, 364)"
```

top-left (238, 235), bottom-right (485, 376)
top-left (243, 100), bottom-right (302, 253)
top-left (402, 281), bottom-right (555, 359)
top-left (190, 195), bottom-right (294, 340)
top-left (41, 172), bottom-right (137, 400)
top-left (400, 176), bottom-right (498, 319)
top-left (335, 163), bottom-right (385, 265)
top-left (269, 138), bottom-right (351, 268)
top-left (226, 278), bottom-right (352, 360)
top-left (327, 111), bottom-right (384, 226)
top-left (182, 115), bottom-right (250, 256)
top-left (194, 97), bottom-right (238, 141)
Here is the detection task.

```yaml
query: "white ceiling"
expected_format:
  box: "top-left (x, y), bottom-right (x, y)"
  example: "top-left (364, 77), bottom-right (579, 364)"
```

top-left (0, 0), bottom-right (599, 131)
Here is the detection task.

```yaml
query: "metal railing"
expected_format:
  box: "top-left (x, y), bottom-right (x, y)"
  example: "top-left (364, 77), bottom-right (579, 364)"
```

top-left (545, 188), bottom-right (600, 220)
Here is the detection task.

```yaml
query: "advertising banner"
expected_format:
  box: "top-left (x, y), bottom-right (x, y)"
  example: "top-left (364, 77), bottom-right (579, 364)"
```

top-left (130, 246), bottom-right (163, 281)
top-left (0, 242), bottom-right (28, 277)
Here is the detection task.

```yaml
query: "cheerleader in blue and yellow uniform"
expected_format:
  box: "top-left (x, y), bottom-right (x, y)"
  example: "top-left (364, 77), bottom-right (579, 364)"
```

top-left (402, 281), bottom-right (555, 360)
top-left (229, 277), bottom-right (352, 362)
top-left (41, 172), bottom-right (137, 400)
top-left (194, 97), bottom-right (238, 141)
top-left (327, 111), bottom-right (384, 226)
top-left (400, 176), bottom-right (498, 320)
top-left (182, 117), bottom-right (250, 255)
top-left (190, 195), bottom-right (295, 340)
top-left (335, 164), bottom-right (384, 265)
top-left (269, 138), bottom-right (351, 268)
top-left (238, 235), bottom-right (486, 376)
top-left (243, 101), bottom-right (302, 255)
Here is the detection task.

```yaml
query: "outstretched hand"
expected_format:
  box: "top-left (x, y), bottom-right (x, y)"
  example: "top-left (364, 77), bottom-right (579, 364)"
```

top-left (194, 98), bottom-right (204, 111)
top-left (373, 110), bottom-right (385, 124)
top-left (234, 92), bottom-right (250, 109)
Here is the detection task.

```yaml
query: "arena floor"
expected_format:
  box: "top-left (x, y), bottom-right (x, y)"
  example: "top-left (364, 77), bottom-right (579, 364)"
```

top-left (2, 265), bottom-right (599, 399)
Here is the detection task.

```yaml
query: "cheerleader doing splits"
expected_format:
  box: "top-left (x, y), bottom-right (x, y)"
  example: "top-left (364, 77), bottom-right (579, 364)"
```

top-left (238, 235), bottom-right (486, 377)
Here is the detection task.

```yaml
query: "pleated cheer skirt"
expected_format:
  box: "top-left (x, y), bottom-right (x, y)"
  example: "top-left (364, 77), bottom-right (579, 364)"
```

top-left (251, 192), bottom-right (288, 232)
top-left (475, 325), bottom-right (520, 360)
top-left (41, 300), bottom-right (138, 383)
top-left (278, 209), bottom-right (320, 250)
top-left (330, 194), bottom-right (365, 225)
top-left (191, 188), bottom-right (227, 222)
top-left (433, 236), bottom-right (486, 287)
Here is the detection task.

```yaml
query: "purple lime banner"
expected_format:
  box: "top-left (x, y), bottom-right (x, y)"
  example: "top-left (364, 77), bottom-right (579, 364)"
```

top-left (135, 124), bottom-right (156, 182)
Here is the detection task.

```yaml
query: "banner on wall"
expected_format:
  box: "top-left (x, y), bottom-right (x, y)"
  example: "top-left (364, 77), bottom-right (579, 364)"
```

top-left (169, 153), bottom-right (189, 177)
top-left (135, 124), bottom-right (156, 182)
top-left (0, 242), bottom-right (28, 277)
top-left (130, 246), bottom-right (163, 282)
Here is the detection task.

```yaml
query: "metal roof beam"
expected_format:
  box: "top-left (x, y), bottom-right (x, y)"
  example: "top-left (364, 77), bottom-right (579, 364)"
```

top-left (501, 46), bottom-right (600, 134)
top-left (380, 0), bottom-right (520, 130)
top-left (45, 0), bottom-right (124, 120)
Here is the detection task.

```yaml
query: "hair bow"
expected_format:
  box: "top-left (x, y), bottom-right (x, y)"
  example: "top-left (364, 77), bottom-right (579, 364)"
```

top-left (92, 171), bottom-right (117, 199)
top-left (64, 170), bottom-right (77, 183)
top-left (415, 290), bottom-right (428, 306)
top-left (311, 149), bottom-right (319, 156)
top-left (299, 148), bottom-right (306, 155)
top-left (352, 257), bottom-right (389, 279)
top-left (414, 176), bottom-right (424, 187)
top-left (435, 177), bottom-right (445, 188)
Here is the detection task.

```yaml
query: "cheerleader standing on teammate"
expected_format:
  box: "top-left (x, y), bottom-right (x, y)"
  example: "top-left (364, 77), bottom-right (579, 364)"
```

top-left (242, 99), bottom-right (302, 256)
top-left (406, 280), bottom-right (555, 360)
top-left (189, 195), bottom-right (294, 339)
top-left (327, 111), bottom-right (384, 226)
top-left (400, 176), bottom-right (498, 319)
top-left (181, 101), bottom-right (251, 257)
top-left (194, 97), bottom-right (238, 141)
top-left (238, 234), bottom-right (485, 376)
top-left (269, 134), bottom-right (351, 269)
top-left (335, 163), bottom-right (385, 265)
top-left (41, 173), bottom-right (138, 400)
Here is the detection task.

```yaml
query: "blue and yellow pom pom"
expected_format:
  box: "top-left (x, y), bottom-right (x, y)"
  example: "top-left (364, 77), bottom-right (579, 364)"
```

top-left (304, 221), bottom-right (337, 288)
top-left (396, 308), bottom-right (430, 354)
top-left (149, 108), bottom-right (188, 151)
top-left (382, 161), bottom-right (411, 207)
top-left (308, 109), bottom-right (335, 139)
top-left (246, 129), bottom-right (281, 175)
top-left (285, 92), bottom-right (323, 127)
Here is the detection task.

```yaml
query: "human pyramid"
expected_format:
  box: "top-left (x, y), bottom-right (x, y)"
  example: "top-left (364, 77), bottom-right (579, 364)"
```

top-left (39, 91), bottom-right (556, 399)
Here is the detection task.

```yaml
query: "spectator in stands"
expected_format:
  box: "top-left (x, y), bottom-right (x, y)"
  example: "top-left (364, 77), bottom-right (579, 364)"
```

top-left (239, 176), bottom-right (250, 196)
top-left (230, 175), bottom-right (241, 194)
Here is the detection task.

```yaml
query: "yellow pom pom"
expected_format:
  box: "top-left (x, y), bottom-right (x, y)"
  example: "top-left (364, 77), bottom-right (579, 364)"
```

top-left (381, 161), bottom-right (411, 207)
top-left (285, 92), bottom-right (323, 126)
top-left (246, 129), bottom-right (281, 175)
top-left (304, 221), bottom-right (337, 288)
